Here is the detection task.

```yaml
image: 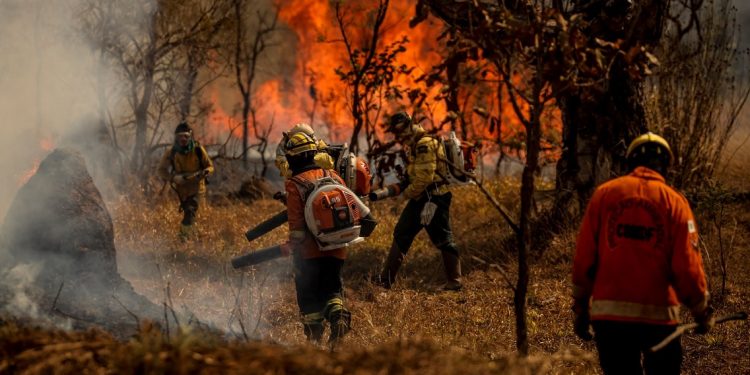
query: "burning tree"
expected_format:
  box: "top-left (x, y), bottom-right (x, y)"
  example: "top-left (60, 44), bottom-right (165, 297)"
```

top-left (333, 0), bottom-right (414, 154)
top-left (227, 0), bottom-right (279, 174)
top-left (413, 0), bottom-right (662, 355)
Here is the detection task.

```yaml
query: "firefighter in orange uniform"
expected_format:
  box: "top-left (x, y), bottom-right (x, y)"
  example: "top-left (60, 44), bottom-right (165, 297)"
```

top-left (572, 132), bottom-right (714, 375)
top-left (283, 132), bottom-right (351, 344)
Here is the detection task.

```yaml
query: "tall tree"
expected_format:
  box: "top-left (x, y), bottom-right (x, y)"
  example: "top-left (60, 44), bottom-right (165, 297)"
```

top-left (229, 0), bottom-right (279, 172)
top-left (335, 0), bottom-right (390, 154)
top-left (80, 0), bottom-right (232, 173)
top-left (412, 0), bottom-right (660, 355)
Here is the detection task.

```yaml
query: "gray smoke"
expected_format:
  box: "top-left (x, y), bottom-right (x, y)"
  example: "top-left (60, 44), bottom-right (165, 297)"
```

top-left (0, 0), bottom-right (117, 216)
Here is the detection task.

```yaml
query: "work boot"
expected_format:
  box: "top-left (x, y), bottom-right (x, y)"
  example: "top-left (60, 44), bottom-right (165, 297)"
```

top-left (302, 312), bottom-right (325, 342)
top-left (303, 322), bottom-right (325, 342)
top-left (441, 251), bottom-right (462, 291)
top-left (327, 309), bottom-right (351, 344)
top-left (372, 243), bottom-right (405, 289)
top-left (178, 224), bottom-right (192, 242)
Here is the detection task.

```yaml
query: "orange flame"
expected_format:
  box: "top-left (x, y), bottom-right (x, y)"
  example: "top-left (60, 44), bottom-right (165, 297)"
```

top-left (17, 160), bottom-right (41, 187)
top-left (16, 137), bottom-right (55, 187)
top-left (205, 0), bottom-right (561, 158)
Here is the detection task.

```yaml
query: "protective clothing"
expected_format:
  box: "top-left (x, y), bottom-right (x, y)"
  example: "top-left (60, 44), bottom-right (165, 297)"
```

top-left (158, 131), bottom-right (213, 239)
top-left (375, 118), bottom-right (461, 289)
top-left (275, 126), bottom-right (334, 178)
top-left (289, 122), bottom-right (315, 137)
top-left (174, 122), bottom-right (192, 135)
top-left (593, 321), bottom-right (681, 375)
top-left (285, 132), bottom-right (319, 156)
top-left (288, 159), bottom-right (351, 343)
top-left (402, 127), bottom-right (450, 200)
top-left (625, 132), bottom-right (674, 162)
top-left (374, 243), bottom-right (405, 289)
top-left (157, 142), bottom-right (214, 199)
top-left (441, 250), bottom-right (462, 291)
top-left (573, 166), bottom-right (709, 325)
top-left (285, 168), bottom-right (347, 260)
top-left (386, 111), bottom-right (413, 134)
top-left (327, 306), bottom-right (351, 343)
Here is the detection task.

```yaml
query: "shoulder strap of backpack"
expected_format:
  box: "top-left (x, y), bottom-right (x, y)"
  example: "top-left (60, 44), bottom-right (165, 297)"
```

top-left (194, 141), bottom-right (206, 170)
top-left (290, 175), bottom-right (317, 201)
top-left (169, 143), bottom-right (206, 172)
top-left (169, 148), bottom-right (177, 172)
top-left (422, 135), bottom-right (450, 184)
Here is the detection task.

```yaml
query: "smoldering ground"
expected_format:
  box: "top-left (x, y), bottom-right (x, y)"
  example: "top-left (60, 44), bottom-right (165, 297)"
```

top-left (0, 0), bottom-right (277, 340)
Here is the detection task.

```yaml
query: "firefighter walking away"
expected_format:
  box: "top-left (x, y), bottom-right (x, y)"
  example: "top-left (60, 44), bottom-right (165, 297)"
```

top-left (572, 132), bottom-right (714, 375)
top-left (157, 122), bottom-right (214, 241)
top-left (282, 131), bottom-right (362, 344)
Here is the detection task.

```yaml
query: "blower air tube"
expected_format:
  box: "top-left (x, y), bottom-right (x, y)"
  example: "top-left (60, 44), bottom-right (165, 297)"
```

top-left (245, 210), bottom-right (288, 242)
top-left (231, 245), bottom-right (284, 269)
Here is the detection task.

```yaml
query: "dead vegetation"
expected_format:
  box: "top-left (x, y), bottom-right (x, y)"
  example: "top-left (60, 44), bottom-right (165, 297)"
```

top-left (2, 174), bottom-right (745, 374)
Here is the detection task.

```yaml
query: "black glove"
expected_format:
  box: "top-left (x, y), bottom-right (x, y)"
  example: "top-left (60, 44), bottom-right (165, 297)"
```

top-left (574, 312), bottom-right (594, 341)
top-left (693, 306), bottom-right (715, 335)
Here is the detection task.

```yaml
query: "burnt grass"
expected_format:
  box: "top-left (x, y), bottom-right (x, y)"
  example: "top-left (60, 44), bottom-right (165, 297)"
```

top-left (2, 178), bottom-right (749, 374)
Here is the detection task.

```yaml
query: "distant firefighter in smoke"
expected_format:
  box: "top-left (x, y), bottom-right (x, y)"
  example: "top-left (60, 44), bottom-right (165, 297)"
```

top-left (157, 122), bottom-right (214, 241)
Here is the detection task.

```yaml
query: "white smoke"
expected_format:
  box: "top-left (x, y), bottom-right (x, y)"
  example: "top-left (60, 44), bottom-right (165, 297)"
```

top-left (0, 0), bottom-right (117, 217)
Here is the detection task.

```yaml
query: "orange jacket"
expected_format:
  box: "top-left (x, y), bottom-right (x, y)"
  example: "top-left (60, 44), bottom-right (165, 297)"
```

top-left (285, 167), bottom-right (347, 260)
top-left (572, 167), bottom-right (709, 325)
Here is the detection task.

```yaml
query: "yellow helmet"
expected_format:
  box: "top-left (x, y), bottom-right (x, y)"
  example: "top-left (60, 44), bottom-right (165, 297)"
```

top-left (626, 132), bottom-right (674, 162)
top-left (289, 122), bottom-right (315, 138)
top-left (285, 132), bottom-right (318, 156)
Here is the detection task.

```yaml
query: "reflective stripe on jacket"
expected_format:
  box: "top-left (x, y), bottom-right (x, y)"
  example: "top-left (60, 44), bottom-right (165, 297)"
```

top-left (572, 167), bottom-right (708, 325)
top-left (285, 168), bottom-right (347, 260)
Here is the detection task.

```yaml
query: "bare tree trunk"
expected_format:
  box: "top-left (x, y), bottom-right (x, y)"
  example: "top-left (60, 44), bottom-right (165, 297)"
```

top-left (555, 70), bottom-right (646, 215)
top-left (445, 52), bottom-right (464, 137)
top-left (178, 47), bottom-right (199, 122)
top-left (339, 0), bottom-right (389, 154)
top-left (555, 0), bottom-right (667, 211)
top-left (132, 56), bottom-right (155, 172)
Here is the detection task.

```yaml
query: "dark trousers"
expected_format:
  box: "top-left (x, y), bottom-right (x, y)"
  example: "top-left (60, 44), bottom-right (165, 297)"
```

top-left (592, 321), bottom-right (681, 375)
top-left (293, 255), bottom-right (345, 316)
top-left (393, 192), bottom-right (458, 255)
top-left (180, 195), bottom-right (200, 226)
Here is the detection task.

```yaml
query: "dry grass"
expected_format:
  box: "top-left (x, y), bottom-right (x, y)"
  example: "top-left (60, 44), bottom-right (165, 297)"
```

top-left (2, 174), bottom-right (749, 374)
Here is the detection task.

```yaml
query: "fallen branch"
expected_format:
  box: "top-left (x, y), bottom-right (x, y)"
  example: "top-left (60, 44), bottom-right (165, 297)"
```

top-left (650, 311), bottom-right (748, 352)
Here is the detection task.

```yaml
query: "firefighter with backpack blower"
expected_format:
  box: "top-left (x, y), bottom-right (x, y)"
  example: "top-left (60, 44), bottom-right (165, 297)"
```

top-left (157, 122), bottom-right (214, 241)
top-left (272, 131), bottom-right (376, 344)
top-left (242, 122), bottom-right (373, 244)
top-left (275, 122), bottom-right (335, 178)
top-left (370, 111), bottom-right (469, 291)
